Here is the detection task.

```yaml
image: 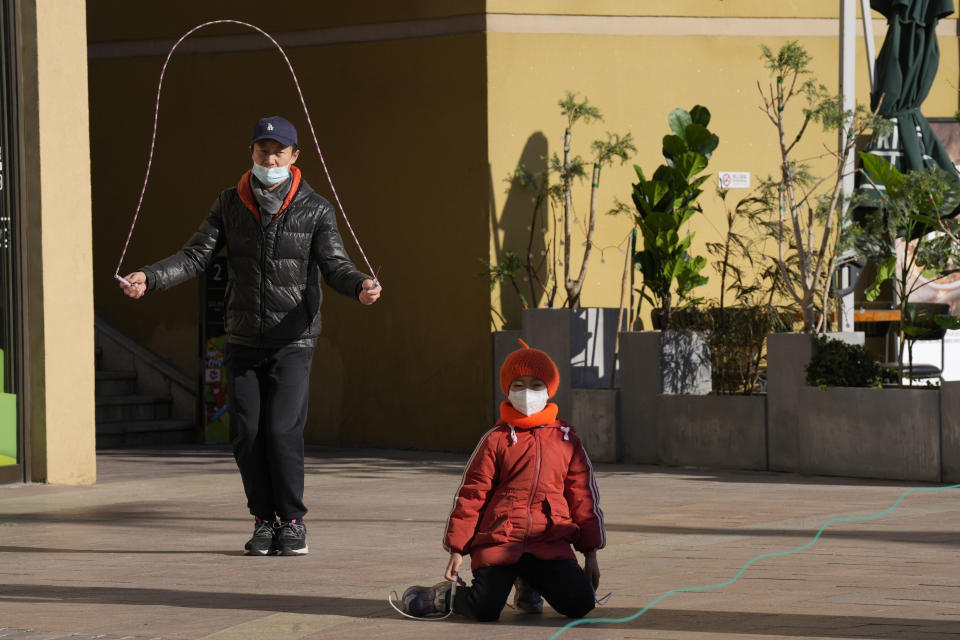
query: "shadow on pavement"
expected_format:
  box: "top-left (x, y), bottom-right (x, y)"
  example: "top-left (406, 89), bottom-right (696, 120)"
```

top-left (0, 584), bottom-right (388, 616)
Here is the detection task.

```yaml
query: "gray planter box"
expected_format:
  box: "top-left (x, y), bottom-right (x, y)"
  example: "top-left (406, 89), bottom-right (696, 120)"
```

top-left (657, 394), bottom-right (766, 470)
top-left (520, 308), bottom-right (620, 417)
top-left (942, 382), bottom-right (960, 482)
top-left (767, 333), bottom-right (940, 482)
top-left (571, 389), bottom-right (617, 463)
top-left (619, 331), bottom-right (759, 468)
top-left (493, 326), bottom-right (618, 464)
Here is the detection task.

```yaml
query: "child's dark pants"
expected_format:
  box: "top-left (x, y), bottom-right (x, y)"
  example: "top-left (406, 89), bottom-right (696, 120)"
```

top-left (225, 343), bottom-right (314, 522)
top-left (454, 553), bottom-right (595, 621)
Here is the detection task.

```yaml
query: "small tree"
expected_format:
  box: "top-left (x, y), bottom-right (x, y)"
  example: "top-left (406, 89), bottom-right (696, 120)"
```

top-left (754, 42), bottom-right (888, 332)
top-left (552, 92), bottom-right (635, 308)
top-left (630, 105), bottom-right (716, 329)
top-left (487, 92), bottom-right (634, 320)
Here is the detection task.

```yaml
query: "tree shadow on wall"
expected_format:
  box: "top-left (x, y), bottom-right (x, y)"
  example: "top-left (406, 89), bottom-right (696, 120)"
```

top-left (488, 132), bottom-right (550, 329)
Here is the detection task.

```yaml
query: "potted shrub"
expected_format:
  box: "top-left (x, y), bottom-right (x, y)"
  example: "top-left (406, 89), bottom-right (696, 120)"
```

top-left (847, 153), bottom-right (960, 383)
top-left (629, 105), bottom-right (715, 330)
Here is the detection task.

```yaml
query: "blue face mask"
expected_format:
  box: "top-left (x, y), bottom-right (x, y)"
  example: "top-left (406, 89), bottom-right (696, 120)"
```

top-left (251, 163), bottom-right (290, 186)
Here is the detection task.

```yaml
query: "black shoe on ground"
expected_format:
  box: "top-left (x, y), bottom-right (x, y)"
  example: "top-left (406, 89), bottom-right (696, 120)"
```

top-left (400, 582), bottom-right (452, 617)
top-left (513, 577), bottom-right (544, 614)
top-left (276, 519), bottom-right (308, 555)
top-left (243, 517), bottom-right (277, 556)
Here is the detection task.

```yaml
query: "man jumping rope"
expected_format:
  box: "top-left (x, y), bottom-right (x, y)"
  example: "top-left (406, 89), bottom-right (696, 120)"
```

top-left (119, 115), bottom-right (381, 556)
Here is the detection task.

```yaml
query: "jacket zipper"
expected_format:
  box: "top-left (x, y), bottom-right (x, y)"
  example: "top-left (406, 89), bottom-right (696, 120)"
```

top-left (525, 427), bottom-right (542, 545)
top-left (258, 220), bottom-right (266, 342)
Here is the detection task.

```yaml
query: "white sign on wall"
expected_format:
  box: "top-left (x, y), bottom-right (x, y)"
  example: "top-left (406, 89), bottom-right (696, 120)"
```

top-left (718, 171), bottom-right (751, 189)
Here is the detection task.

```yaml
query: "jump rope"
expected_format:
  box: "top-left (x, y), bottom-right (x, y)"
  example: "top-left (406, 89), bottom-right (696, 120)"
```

top-left (113, 19), bottom-right (379, 289)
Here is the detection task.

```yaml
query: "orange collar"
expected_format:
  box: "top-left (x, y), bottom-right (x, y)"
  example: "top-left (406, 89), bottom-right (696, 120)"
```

top-left (237, 165), bottom-right (302, 223)
top-left (499, 401), bottom-right (559, 428)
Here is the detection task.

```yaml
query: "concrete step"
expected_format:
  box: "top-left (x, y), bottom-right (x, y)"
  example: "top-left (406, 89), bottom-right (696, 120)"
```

top-left (95, 370), bottom-right (137, 397)
top-left (95, 394), bottom-right (171, 423)
top-left (96, 419), bottom-right (197, 449)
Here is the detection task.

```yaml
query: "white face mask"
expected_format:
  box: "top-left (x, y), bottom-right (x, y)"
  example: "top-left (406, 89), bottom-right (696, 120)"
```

top-left (508, 388), bottom-right (549, 416)
top-left (252, 163), bottom-right (290, 186)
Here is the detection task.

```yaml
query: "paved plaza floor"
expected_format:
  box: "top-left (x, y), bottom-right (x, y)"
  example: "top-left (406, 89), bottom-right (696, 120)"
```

top-left (0, 446), bottom-right (958, 639)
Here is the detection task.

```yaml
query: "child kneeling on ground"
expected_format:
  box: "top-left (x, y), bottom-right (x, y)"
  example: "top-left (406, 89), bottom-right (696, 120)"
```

top-left (398, 340), bottom-right (605, 621)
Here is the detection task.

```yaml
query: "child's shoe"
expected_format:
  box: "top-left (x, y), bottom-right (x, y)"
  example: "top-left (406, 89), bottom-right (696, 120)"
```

top-left (400, 581), bottom-right (453, 617)
top-left (513, 578), bottom-right (544, 614)
top-left (243, 517), bottom-right (277, 556)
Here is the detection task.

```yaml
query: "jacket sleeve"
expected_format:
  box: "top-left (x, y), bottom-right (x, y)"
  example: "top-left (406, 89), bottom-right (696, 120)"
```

top-left (442, 430), bottom-right (500, 555)
top-left (311, 199), bottom-right (369, 299)
top-left (564, 433), bottom-right (606, 553)
top-left (142, 195), bottom-right (225, 292)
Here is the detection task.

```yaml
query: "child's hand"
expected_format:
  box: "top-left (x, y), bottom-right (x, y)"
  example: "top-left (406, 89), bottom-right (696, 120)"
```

top-left (444, 552), bottom-right (466, 585)
top-left (583, 551), bottom-right (600, 591)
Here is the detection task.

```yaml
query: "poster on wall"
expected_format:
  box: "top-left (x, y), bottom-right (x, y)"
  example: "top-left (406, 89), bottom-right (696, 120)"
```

top-left (896, 118), bottom-right (960, 380)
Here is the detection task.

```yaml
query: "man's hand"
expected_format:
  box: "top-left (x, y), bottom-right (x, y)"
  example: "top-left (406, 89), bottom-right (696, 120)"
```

top-left (359, 279), bottom-right (381, 305)
top-left (119, 272), bottom-right (147, 300)
top-left (583, 550), bottom-right (600, 591)
top-left (444, 552), bottom-right (466, 585)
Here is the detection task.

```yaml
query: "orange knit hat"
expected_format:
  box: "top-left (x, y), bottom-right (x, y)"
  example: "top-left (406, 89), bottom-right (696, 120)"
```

top-left (500, 339), bottom-right (560, 398)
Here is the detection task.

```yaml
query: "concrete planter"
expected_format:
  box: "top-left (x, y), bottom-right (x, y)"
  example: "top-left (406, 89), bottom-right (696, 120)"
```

top-left (767, 333), bottom-right (940, 482)
top-left (571, 388), bottom-right (618, 463)
top-left (656, 394), bottom-right (766, 470)
top-left (618, 331), bottom-right (762, 468)
top-left (942, 381), bottom-right (960, 482)
top-left (494, 310), bottom-right (620, 462)
top-left (519, 308), bottom-right (620, 416)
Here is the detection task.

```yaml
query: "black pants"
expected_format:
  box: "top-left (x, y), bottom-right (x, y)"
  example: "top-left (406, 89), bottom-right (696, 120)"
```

top-left (224, 343), bottom-right (314, 522)
top-left (454, 554), bottom-right (595, 621)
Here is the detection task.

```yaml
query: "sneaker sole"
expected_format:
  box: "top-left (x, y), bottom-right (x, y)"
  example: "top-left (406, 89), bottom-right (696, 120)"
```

top-left (243, 548), bottom-right (276, 556)
top-left (277, 545), bottom-right (308, 556)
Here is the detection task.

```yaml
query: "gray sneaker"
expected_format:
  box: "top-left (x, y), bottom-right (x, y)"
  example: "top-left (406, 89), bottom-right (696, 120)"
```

top-left (243, 517), bottom-right (277, 556)
top-left (276, 519), bottom-right (308, 555)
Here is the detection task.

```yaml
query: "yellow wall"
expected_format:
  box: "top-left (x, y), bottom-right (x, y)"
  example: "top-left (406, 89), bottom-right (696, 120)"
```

top-left (88, 3), bottom-right (492, 450)
top-left (486, 9), bottom-right (960, 328)
top-left (86, 3), bottom-right (960, 452)
top-left (22, 0), bottom-right (97, 483)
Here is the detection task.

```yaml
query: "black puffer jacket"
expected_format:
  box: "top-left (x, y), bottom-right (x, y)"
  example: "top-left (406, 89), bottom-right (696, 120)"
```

top-left (142, 167), bottom-right (368, 347)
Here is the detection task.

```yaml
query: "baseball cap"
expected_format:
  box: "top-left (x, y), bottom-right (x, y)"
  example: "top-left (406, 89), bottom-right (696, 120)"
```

top-left (250, 116), bottom-right (298, 148)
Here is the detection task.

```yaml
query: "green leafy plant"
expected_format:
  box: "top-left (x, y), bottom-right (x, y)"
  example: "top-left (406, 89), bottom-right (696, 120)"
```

top-left (847, 154), bottom-right (960, 381)
top-left (805, 335), bottom-right (884, 388)
top-left (630, 105), bottom-right (716, 329)
top-left (751, 42), bottom-right (889, 332)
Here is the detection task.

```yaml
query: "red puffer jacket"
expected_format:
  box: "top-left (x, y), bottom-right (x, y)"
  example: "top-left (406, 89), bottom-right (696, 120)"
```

top-left (442, 402), bottom-right (605, 571)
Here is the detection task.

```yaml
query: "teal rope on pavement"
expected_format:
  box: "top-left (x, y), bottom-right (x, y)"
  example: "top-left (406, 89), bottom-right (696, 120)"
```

top-left (548, 483), bottom-right (960, 639)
